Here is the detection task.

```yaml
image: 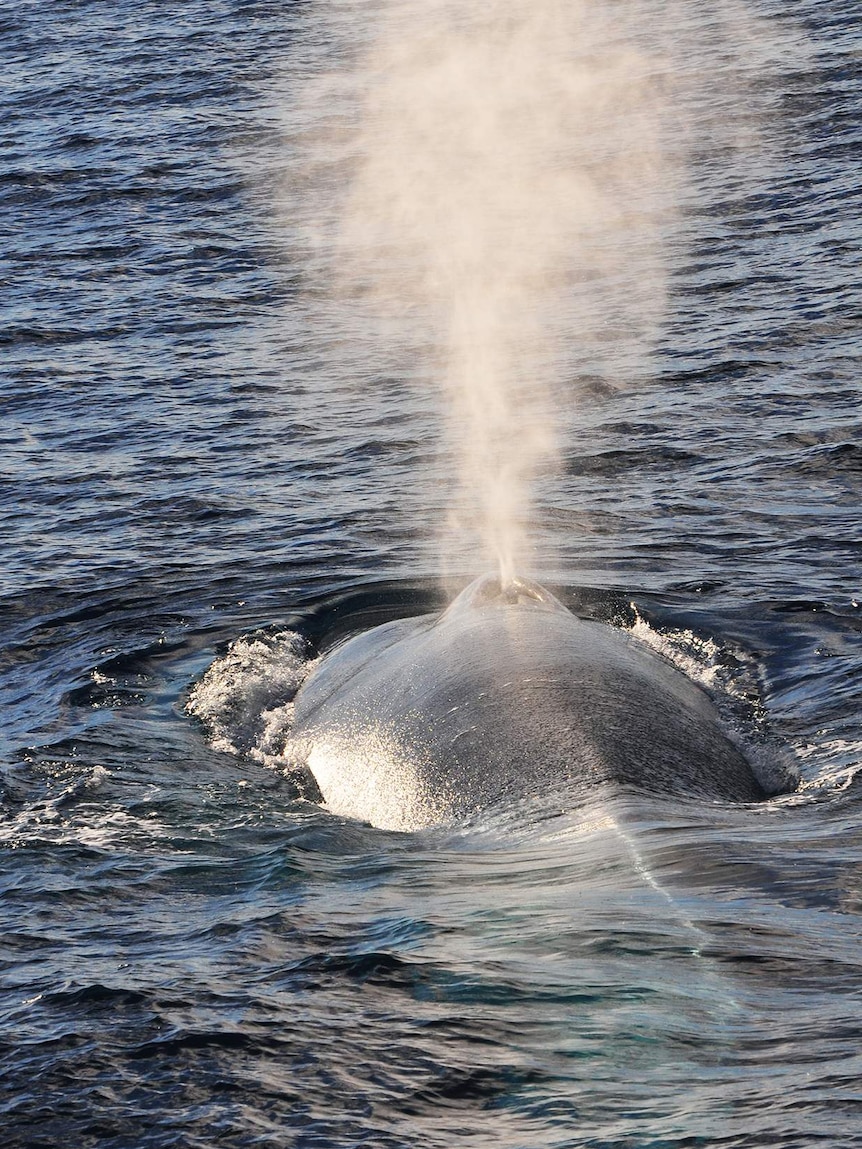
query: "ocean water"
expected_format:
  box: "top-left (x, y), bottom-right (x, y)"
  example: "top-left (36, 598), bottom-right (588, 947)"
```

top-left (2, 1), bottom-right (861, 1146)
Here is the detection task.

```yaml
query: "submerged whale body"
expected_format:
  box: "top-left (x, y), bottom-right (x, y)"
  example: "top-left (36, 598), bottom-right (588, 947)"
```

top-left (287, 575), bottom-right (791, 830)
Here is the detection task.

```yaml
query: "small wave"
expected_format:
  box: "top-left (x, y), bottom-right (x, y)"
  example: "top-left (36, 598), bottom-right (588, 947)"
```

top-left (0, 760), bottom-right (109, 826)
top-left (0, 787), bottom-right (171, 851)
top-left (793, 738), bottom-right (862, 797)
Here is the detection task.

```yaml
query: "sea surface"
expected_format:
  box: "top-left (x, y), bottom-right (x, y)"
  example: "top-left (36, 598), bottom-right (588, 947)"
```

top-left (2, 1), bottom-right (861, 1146)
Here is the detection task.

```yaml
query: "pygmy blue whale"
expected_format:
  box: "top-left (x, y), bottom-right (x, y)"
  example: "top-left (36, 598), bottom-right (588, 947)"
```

top-left (286, 574), bottom-right (795, 830)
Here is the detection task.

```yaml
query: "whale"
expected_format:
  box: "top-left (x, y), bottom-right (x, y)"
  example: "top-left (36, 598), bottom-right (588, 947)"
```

top-left (285, 574), bottom-right (795, 830)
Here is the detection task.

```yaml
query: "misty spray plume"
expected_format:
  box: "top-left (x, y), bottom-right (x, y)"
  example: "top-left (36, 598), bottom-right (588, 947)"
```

top-left (278, 0), bottom-right (777, 584)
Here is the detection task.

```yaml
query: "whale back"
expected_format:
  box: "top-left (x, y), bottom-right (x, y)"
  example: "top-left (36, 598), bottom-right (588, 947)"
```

top-left (287, 575), bottom-right (773, 829)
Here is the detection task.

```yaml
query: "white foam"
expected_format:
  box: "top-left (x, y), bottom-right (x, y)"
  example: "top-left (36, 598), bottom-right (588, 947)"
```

top-left (187, 630), bottom-right (315, 766)
top-left (628, 611), bottom-right (801, 795)
top-left (630, 612), bottom-right (727, 694)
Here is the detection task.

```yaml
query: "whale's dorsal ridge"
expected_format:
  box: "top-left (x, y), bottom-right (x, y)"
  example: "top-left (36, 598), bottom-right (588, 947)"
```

top-left (442, 572), bottom-right (569, 620)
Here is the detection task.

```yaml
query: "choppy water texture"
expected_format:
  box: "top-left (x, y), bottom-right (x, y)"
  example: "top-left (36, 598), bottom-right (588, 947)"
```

top-left (1, 1), bottom-right (861, 1146)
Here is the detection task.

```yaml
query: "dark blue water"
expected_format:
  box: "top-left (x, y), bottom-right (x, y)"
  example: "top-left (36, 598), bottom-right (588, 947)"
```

top-left (2, 1), bottom-right (861, 1145)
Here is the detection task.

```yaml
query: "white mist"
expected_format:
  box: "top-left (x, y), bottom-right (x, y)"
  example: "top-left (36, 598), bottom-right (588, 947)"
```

top-left (276, 0), bottom-right (788, 586)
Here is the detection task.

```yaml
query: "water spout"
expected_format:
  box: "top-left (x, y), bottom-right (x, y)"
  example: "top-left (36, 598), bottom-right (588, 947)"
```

top-left (279, 0), bottom-right (772, 583)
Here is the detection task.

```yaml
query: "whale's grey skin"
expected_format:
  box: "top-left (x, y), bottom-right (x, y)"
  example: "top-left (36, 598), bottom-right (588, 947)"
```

top-left (287, 575), bottom-right (788, 829)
